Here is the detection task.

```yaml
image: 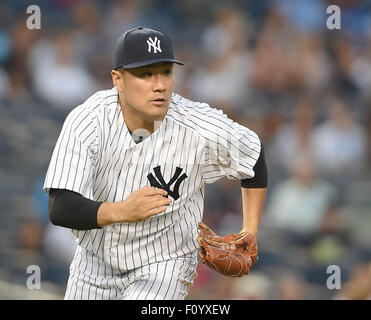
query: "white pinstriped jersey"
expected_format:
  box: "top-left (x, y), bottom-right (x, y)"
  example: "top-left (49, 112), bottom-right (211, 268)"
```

top-left (43, 87), bottom-right (261, 274)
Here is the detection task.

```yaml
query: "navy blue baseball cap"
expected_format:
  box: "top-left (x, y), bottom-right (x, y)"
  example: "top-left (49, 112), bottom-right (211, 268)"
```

top-left (112, 27), bottom-right (184, 69)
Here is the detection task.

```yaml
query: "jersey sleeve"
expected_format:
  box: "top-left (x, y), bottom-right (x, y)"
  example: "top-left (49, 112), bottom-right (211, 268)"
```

top-left (43, 104), bottom-right (98, 197)
top-left (195, 104), bottom-right (261, 185)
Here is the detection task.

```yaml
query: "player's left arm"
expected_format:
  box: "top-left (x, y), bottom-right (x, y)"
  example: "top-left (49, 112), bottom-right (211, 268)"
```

top-left (196, 103), bottom-right (267, 237)
top-left (240, 143), bottom-right (268, 237)
top-left (240, 187), bottom-right (266, 237)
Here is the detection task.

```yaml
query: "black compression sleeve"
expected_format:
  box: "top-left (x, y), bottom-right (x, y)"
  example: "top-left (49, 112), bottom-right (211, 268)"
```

top-left (240, 143), bottom-right (268, 188)
top-left (48, 189), bottom-right (103, 230)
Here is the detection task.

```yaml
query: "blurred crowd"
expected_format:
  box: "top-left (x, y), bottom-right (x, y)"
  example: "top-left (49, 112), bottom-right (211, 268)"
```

top-left (0, 0), bottom-right (371, 299)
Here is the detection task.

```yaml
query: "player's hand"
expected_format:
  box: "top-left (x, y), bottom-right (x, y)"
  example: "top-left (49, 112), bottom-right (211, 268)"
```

top-left (120, 186), bottom-right (172, 222)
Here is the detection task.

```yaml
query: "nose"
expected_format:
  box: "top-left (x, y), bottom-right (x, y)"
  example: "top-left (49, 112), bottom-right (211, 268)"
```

top-left (152, 74), bottom-right (166, 92)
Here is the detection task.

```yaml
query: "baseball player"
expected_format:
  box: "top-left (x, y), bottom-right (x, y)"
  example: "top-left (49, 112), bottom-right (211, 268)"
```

top-left (44, 27), bottom-right (267, 300)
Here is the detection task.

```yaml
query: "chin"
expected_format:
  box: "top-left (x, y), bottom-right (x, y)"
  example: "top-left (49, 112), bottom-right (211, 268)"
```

top-left (148, 105), bottom-right (169, 116)
top-left (143, 111), bottom-right (166, 122)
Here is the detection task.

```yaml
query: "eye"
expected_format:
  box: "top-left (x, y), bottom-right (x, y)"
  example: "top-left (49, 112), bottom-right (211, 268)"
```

top-left (141, 71), bottom-right (152, 77)
top-left (164, 69), bottom-right (172, 76)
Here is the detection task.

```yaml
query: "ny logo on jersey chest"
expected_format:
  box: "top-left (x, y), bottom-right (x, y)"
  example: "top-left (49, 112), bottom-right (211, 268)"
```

top-left (147, 36), bottom-right (162, 53)
top-left (147, 166), bottom-right (187, 200)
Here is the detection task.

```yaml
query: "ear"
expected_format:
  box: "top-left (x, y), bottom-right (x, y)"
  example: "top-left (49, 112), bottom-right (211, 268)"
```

top-left (111, 69), bottom-right (124, 93)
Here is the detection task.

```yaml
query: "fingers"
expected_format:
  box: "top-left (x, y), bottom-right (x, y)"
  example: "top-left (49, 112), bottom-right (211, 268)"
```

top-left (141, 197), bottom-right (172, 219)
top-left (128, 187), bottom-right (172, 220)
top-left (148, 205), bottom-right (168, 217)
top-left (198, 222), bottom-right (218, 239)
top-left (198, 222), bottom-right (209, 230)
top-left (142, 186), bottom-right (168, 197)
top-left (147, 196), bottom-right (172, 209)
top-left (204, 236), bottom-right (214, 246)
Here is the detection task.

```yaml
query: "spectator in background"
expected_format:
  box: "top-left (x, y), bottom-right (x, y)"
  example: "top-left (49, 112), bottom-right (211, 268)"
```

top-left (293, 34), bottom-right (332, 91)
top-left (251, 9), bottom-right (332, 94)
top-left (4, 64), bottom-right (31, 103)
top-left (203, 178), bottom-right (244, 235)
top-left (42, 223), bottom-right (77, 268)
top-left (3, 18), bottom-right (37, 103)
top-left (17, 217), bottom-right (44, 254)
top-left (71, 1), bottom-right (112, 88)
top-left (270, 95), bottom-right (317, 175)
top-left (311, 99), bottom-right (367, 182)
top-left (250, 8), bottom-right (298, 93)
top-left (230, 272), bottom-right (273, 300)
top-left (276, 272), bottom-right (306, 300)
top-left (28, 30), bottom-right (97, 110)
top-left (6, 18), bottom-right (39, 71)
top-left (349, 40), bottom-right (371, 99)
top-left (264, 155), bottom-right (336, 236)
top-left (105, 0), bottom-right (142, 39)
top-left (188, 6), bottom-right (252, 113)
top-left (271, 0), bottom-right (325, 35)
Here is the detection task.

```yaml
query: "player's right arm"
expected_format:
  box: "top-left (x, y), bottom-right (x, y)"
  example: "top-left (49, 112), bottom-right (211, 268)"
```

top-left (97, 186), bottom-right (172, 226)
top-left (48, 186), bottom-right (172, 230)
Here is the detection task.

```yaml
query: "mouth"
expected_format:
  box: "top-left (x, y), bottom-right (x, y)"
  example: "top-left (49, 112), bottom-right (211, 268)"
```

top-left (150, 98), bottom-right (167, 106)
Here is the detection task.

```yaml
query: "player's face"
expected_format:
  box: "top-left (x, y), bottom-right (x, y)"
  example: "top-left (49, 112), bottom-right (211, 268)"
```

top-left (113, 62), bottom-right (174, 121)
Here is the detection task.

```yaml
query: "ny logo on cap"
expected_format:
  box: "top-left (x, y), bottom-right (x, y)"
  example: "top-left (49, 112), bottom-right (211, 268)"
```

top-left (147, 36), bottom-right (162, 53)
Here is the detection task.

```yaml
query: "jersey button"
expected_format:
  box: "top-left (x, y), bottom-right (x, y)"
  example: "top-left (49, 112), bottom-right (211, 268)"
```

top-left (128, 162), bottom-right (132, 167)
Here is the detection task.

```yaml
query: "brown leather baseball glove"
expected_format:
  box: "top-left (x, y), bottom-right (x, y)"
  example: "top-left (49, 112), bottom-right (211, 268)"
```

top-left (197, 222), bottom-right (258, 277)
